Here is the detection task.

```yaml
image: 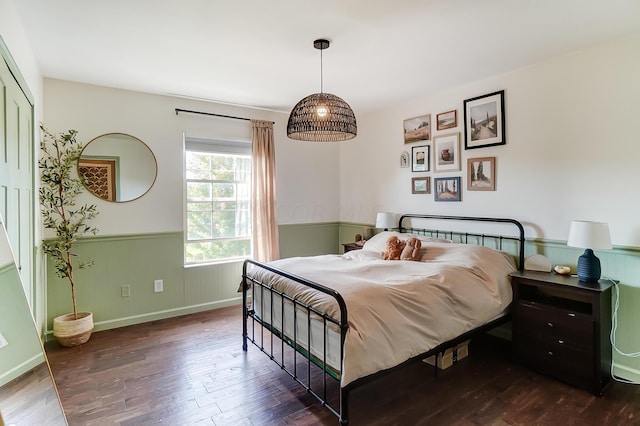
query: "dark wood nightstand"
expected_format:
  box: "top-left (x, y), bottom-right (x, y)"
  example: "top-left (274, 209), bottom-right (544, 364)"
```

top-left (341, 242), bottom-right (363, 253)
top-left (510, 270), bottom-right (613, 395)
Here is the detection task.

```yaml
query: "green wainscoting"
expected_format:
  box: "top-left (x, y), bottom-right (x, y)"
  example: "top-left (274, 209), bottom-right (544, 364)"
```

top-left (46, 232), bottom-right (244, 336)
top-left (0, 264), bottom-right (45, 386)
top-left (338, 222), bottom-right (373, 252)
top-left (46, 223), bottom-right (343, 337)
top-left (279, 222), bottom-right (341, 257)
top-left (46, 222), bottom-right (640, 381)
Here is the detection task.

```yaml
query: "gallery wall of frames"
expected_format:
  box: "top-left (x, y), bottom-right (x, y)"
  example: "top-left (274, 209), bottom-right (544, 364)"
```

top-left (402, 90), bottom-right (505, 201)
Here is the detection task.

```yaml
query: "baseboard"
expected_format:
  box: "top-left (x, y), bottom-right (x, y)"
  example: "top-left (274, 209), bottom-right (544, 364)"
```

top-left (0, 353), bottom-right (45, 387)
top-left (44, 297), bottom-right (242, 340)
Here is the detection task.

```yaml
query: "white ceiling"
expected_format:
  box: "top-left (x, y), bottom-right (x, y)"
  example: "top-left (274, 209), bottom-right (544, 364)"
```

top-left (13, 0), bottom-right (640, 114)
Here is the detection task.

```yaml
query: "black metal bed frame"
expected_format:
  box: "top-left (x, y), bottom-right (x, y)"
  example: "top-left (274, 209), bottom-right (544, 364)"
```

top-left (242, 214), bottom-right (525, 425)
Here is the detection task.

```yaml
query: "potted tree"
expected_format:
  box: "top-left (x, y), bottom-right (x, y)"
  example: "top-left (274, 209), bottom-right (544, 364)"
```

top-left (39, 125), bottom-right (99, 347)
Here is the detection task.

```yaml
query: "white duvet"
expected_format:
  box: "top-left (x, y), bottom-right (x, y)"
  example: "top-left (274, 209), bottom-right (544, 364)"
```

top-left (248, 235), bottom-right (516, 387)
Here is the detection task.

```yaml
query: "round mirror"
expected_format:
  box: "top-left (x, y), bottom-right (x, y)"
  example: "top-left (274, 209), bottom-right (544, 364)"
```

top-left (78, 133), bottom-right (157, 202)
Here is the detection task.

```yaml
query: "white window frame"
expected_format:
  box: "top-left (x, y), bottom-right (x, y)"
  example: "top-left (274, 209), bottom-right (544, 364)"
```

top-left (183, 136), bottom-right (252, 266)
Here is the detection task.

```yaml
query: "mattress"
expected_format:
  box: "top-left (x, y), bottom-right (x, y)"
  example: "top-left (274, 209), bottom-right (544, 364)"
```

top-left (246, 232), bottom-right (517, 386)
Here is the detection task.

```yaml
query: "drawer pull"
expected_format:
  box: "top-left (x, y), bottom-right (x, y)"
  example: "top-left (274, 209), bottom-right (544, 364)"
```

top-left (548, 351), bottom-right (554, 357)
top-left (568, 312), bottom-right (576, 317)
top-left (547, 322), bottom-right (554, 328)
top-left (558, 340), bottom-right (564, 344)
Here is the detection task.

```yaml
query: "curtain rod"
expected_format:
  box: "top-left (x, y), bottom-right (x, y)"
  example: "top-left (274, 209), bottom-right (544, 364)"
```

top-left (175, 108), bottom-right (274, 124)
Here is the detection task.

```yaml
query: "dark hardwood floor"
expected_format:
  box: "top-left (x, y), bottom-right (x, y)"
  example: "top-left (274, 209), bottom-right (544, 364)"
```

top-left (45, 306), bottom-right (640, 425)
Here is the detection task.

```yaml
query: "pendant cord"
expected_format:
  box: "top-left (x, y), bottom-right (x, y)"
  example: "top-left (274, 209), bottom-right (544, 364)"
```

top-left (320, 47), bottom-right (324, 94)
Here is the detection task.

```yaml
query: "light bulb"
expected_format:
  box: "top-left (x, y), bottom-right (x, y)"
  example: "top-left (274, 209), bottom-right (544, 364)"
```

top-left (316, 105), bottom-right (328, 117)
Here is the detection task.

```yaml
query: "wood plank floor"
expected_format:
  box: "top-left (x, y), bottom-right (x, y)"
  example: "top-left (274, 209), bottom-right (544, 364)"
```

top-left (45, 306), bottom-right (640, 425)
top-left (0, 362), bottom-right (67, 425)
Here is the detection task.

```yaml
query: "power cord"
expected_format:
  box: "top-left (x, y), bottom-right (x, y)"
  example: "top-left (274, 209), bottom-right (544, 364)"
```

top-left (608, 278), bottom-right (640, 385)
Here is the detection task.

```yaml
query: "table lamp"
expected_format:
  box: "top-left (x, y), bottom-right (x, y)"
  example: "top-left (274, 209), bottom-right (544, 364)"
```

top-left (567, 220), bottom-right (612, 282)
top-left (375, 212), bottom-right (396, 231)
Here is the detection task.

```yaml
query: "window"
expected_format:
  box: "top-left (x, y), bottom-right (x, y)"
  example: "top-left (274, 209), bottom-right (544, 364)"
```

top-left (184, 138), bottom-right (251, 264)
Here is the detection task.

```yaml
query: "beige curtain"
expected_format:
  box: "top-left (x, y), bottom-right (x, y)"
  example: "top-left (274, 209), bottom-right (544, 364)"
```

top-left (250, 120), bottom-right (280, 262)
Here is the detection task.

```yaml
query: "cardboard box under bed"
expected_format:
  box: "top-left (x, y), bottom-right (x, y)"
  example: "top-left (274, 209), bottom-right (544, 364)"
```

top-left (424, 340), bottom-right (470, 369)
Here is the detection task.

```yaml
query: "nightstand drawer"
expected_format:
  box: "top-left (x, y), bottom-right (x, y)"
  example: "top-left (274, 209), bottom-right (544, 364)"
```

top-left (517, 331), bottom-right (594, 384)
top-left (516, 300), bottom-right (593, 350)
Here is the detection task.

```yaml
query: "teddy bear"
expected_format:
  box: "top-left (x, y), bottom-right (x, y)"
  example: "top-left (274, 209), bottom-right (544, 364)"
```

top-left (400, 237), bottom-right (422, 261)
top-left (382, 235), bottom-right (405, 260)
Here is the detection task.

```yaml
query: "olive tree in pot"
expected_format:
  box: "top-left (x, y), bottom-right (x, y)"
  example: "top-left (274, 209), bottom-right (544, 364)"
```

top-left (39, 125), bottom-right (98, 347)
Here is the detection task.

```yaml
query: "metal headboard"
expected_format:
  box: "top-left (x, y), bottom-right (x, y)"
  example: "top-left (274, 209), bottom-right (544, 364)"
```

top-left (398, 214), bottom-right (526, 271)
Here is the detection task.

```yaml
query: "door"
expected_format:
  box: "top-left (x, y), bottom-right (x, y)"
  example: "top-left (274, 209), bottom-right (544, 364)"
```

top-left (0, 54), bottom-right (35, 308)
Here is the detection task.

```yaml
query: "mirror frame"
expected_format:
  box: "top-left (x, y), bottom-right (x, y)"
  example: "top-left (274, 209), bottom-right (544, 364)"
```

top-left (78, 133), bottom-right (158, 203)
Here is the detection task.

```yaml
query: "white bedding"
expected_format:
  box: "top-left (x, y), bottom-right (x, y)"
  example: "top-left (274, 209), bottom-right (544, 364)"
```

top-left (247, 236), bottom-right (516, 387)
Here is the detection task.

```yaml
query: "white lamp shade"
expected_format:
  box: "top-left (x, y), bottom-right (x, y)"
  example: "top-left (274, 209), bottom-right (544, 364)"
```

top-left (375, 212), bottom-right (396, 229)
top-left (567, 220), bottom-right (612, 250)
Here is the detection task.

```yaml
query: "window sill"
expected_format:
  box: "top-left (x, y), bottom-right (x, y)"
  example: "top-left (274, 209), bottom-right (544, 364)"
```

top-left (184, 257), bottom-right (248, 269)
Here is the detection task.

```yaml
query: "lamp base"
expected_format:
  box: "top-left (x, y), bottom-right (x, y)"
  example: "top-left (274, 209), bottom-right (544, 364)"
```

top-left (576, 248), bottom-right (601, 282)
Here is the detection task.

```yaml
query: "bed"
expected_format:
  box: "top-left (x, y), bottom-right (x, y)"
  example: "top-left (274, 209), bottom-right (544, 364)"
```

top-left (242, 214), bottom-right (525, 424)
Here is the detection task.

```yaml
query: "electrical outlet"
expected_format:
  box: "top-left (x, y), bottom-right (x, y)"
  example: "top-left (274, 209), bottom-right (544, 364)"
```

top-left (154, 279), bottom-right (163, 293)
top-left (121, 285), bottom-right (130, 298)
top-left (0, 332), bottom-right (8, 349)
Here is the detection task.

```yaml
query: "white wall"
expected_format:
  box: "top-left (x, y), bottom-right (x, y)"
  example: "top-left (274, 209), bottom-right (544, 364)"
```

top-left (340, 34), bottom-right (640, 247)
top-left (0, 0), bottom-right (41, 107)
top-left (43, 80), bottom-right (340, 235)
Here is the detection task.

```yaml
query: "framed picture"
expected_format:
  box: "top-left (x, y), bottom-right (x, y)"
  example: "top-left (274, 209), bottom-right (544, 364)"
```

top-left (412, 176), bottom-right (431, 194)
top-left (403, 114), bottom-right (431, 143)
top-left (463, 90), bottom-right (505, 149)
top-left (467, 157), bottom-right (496, 191)
top-left (434, 177), bottom-right (461, 202)
top-left (436, 110), bottom-right (457, 130)
top-left (400, 151), bottom-right (409, 168)
top-left (411, 145), bottom-right (430, 172)
top-left (78, 158), bottom-right (117, 201)
top-left (434, 133), bottom-right (460, 172)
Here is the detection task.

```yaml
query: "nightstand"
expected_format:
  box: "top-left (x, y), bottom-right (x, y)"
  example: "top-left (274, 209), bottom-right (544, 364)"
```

top-left (510, 270), bottom-right (613, 395)
top-left (341, 242), bottom-right (363, 253)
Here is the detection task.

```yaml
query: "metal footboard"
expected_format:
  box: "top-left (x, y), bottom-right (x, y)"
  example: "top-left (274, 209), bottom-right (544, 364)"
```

top-left (242, 259), bottom-right (350, 423)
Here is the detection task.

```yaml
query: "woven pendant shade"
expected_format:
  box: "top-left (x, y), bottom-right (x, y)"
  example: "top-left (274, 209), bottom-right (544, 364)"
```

top-left (287, 92), bottom-right (357, 142)
top-left (287, 39), bottom-right (357, 142)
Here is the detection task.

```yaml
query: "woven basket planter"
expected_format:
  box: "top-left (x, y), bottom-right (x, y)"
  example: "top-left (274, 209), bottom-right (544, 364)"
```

top-left (53, 312), bottom-right (94, 347)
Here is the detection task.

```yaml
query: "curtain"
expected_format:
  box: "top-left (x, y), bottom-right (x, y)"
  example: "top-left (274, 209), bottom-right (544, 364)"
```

top-left (250, 120), bottom-right (280, 262)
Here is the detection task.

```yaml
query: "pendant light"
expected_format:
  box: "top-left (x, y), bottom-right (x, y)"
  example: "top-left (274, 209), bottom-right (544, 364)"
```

top-left (287, 39), bottom-right (357, 142)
